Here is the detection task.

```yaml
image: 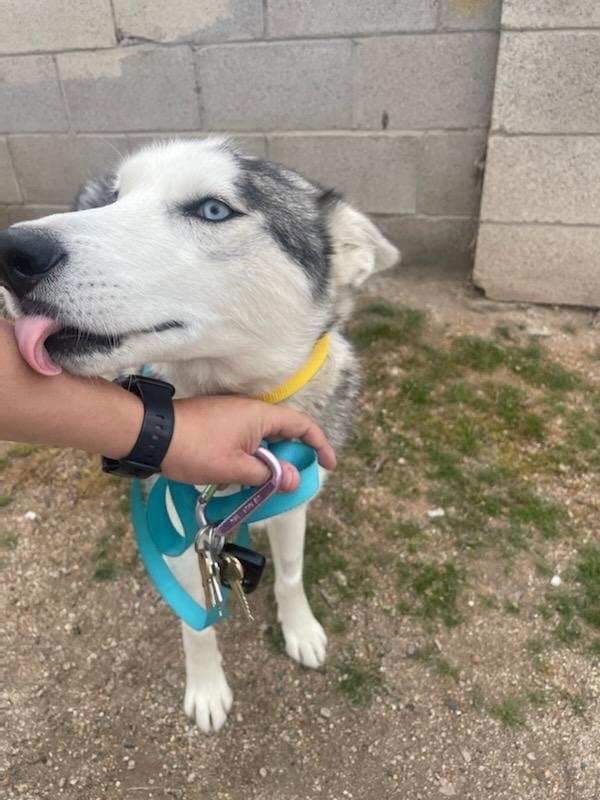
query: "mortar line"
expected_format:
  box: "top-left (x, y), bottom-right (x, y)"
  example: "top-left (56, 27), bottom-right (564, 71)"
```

top-left (4, 128), bottom-right (491, 139)
top-left (0, 28), bottom-right (500, 58)
top-left (481, 220), bottom-right (600, 230)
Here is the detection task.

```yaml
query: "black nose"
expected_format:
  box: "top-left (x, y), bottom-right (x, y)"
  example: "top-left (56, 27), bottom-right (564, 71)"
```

top-left (0, 227), bottom-right (66, 298)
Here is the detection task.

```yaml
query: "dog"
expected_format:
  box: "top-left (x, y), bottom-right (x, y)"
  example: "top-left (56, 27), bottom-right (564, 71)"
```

top-left (0, 138), bottom-right (399, 732)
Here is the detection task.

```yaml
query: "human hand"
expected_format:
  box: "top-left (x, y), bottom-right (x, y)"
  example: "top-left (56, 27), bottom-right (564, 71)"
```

top-left (160, 395), bottom-right (336, 491)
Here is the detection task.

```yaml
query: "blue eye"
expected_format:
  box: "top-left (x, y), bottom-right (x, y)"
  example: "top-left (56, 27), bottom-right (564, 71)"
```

top-left (197, 198), bottom-right (235, 222)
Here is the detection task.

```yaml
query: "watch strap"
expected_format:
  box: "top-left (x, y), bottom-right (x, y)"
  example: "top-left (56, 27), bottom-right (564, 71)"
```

top-left (102, 374), bottom-right (175, 478)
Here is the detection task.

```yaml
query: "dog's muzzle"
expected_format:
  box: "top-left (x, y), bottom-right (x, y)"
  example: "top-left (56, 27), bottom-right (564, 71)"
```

top-left (0, 227), bottom-right (66, 299)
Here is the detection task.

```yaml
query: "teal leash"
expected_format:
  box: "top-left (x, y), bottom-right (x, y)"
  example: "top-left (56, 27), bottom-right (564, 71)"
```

top-left (130, 440), bottom-right (320, 630)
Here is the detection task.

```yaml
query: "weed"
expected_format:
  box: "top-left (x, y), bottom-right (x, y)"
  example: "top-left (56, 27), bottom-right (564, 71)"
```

top-left (398, 560), bottom-right (464, 627)
top-left (336, 657), bottom-right (381, 705)
top-left (488, 696), bottom-right (526, 728)
top-left (0, 531), bottom-right (17, 549)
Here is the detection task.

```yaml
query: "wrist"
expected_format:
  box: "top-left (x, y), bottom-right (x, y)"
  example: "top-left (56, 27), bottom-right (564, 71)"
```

top-left (102, 386), bottom-right (145, 460)
top-left (101, 375), bottom-right (176, 478)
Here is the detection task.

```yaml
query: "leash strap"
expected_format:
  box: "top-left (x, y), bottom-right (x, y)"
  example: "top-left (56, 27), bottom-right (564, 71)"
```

top-left (131, 440), bottom-right (320, 630)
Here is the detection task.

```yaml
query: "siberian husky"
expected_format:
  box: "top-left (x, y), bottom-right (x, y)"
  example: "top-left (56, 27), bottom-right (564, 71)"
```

top-left (0, 138), bottom-right (399, 732)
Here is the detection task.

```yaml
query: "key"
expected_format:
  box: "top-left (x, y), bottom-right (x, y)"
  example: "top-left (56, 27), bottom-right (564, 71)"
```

top-left (195, 529), bottom-right (224, 614)
top-left (221, 542), bottom-right (266, 594)
top-left (219, 554), bottom-right (253, 621)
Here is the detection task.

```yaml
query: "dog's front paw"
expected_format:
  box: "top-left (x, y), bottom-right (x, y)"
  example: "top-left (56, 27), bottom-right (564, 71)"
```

top-left (278, 594), bottom-right (327, 669)
top-left (184, 667), bottom-right (233, 733)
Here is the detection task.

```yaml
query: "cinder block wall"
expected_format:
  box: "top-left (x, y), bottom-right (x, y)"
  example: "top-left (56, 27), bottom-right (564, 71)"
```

top-left (0, 0), bottom-right (501, 268)
top-left (475, 1), bottom-right (600, 305)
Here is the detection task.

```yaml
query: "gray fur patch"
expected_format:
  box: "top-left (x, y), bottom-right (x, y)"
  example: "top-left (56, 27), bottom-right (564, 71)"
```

top-left (236, 157), bottom-right (335, 297)
top-left (73, 175), bottom-right (117, 211)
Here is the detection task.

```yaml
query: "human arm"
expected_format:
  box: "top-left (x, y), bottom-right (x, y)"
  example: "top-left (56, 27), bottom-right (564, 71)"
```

top-left (0, 319), bottom-right (335, 490)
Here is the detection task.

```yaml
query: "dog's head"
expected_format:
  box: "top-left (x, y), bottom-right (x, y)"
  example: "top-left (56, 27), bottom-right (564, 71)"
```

top-left (0, 138), bottom-right (399, 378)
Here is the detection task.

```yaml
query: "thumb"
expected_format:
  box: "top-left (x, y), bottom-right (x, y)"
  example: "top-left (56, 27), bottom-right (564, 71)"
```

top-left (234, 454), bottom-right (299, 492)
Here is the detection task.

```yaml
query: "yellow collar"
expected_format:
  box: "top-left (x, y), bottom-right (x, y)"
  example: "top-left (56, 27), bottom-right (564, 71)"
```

top-left (257, 333), bottom-right (331, 404)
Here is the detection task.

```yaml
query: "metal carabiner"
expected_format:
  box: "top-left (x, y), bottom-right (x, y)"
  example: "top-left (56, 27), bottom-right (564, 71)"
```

top-left (194, 446), bottom-right (283, 554)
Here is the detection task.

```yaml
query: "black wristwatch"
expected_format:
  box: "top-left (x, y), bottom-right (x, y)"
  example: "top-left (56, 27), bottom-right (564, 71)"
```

top-left (101, 374), bottom-right (176, 479)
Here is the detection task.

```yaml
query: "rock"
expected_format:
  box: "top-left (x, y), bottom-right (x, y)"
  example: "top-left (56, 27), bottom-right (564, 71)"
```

top-left (259, 767), bottom-right (268, 778)
top-left (186, 773), bottom-right (196, 784)
top-left (551, 575), bottom-right (562, 587)
top-left (333, 571), bottom-right (348, 588)
top-left (527, 326), bottom-right (551, 337)
top-left (438, 777), bottom-right (457, 796)
top-left (24, 511), bottom-right (38, 521)
top-left (320, 707), bottom-right (331, 719)
top-left (427, 508), bottom-right (445, 519)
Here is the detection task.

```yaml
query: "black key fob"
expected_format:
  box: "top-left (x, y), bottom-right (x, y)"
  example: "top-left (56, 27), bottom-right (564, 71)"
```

top-left (220, 542), bottom-right (265, 594)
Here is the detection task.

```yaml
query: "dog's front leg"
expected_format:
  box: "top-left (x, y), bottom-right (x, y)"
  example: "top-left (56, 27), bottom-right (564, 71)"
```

top-left (267, 504), bottom-right (327, 668)
top-left (164, 548), bottom-right (233, 733)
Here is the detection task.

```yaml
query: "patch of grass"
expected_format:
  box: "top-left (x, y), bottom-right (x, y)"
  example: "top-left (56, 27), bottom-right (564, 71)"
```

top-left (491, 384), bottom-right (545, 441)
top-left (394, 519), bottom-right (423, 540)
top-left (435, 657), bottom-right (460, 682)
top-left (0, 495), bottom-right (12, 508)
top-left (6, 443), bottom-right (39, 459)
top-left (488, 696), bottom-right (526, 728)
top-left (0, 531), bottom-right (17, 549)
top-left (526, 688), bottom-right (549, 708)
top-left (336, 657), bottom-right (381, 705)
top-left (503, 600), bottom-right (520, 615)
top-left (350, 303), bottom-right (425, 350)
top-left (93, 561), bottom-right (116, 581)
top-left (398, 560), bottom-right (464, 628)
top-left (573, 544), bottom-right (600, 629)
top-left (264, 623), bottom-right (286, 656)
top-left (451, 336), bottom-right (505, 372)
top-left (506, 343), bottom-right (579, 392)
top-left (567, 691), bottom-right (587, 717)
top-left (588, 639), bottom-right (600, 657)
top-left (526, 636), bottom-right (546, 656)
top-left (399, 376), bottom-right (434, 406)
top-left (508, 488), bottom-right (567, 540)
top-left (361, 300), bottom-right (398, 318)
top-left (91, 527), bottom-right (123, 582)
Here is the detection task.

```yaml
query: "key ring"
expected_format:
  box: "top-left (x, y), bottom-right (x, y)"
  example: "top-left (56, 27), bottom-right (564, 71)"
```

top-left (195, 446), bottom-right (284, 555)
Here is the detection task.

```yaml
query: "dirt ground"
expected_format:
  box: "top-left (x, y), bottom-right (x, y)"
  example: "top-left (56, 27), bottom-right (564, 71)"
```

top-left (2, 263), bottom-right (600, 800)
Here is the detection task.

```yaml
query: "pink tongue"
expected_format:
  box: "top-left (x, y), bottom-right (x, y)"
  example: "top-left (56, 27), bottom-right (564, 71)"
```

top-left (14, 316), bottom-right (63, 376)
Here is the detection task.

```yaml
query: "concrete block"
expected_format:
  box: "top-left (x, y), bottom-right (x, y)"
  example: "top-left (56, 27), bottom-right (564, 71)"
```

top-left (268, 0), bottom-right (436, 37)
top-left (354, 33), bottom-right (498, 130)
top-left (493, 32), bottom-right (600, 134)
top-left (481, 136), bottom-right (600, 225)
top-left (0, 55), bottom-right (68, 133)
top-left (0, 139), bottom-right (21, 203)
top-left (269, 134), bottom-right (417, 215)
top-left (8, 135), bottom-right (129, 204)
top-left (375, 215), bottom-right (477, 269)
top-left (7, 205), bottom-right (70, 224)
top-left (440, 0), bottom-right (502, 30)
top-left (475, 223), bottom-right (600, 306)
top-left (503, 0), bottom-right (600, 29)
top-left (113, 0), bottom-right (262, 44)
top-left (197, 41), bottom-right (352, 131)
top-left (418, 132), bottom-right (486, 216)
top-left (127, 132), bottom-right (267, 158)
top-left (58, 46), bottom-right (201, 132)
top-left (0, 0), bottom-right (115, 54)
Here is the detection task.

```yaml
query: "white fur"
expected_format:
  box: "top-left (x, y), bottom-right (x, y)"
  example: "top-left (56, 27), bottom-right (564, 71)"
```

top-left (11, 139), bottom-right (399, 732)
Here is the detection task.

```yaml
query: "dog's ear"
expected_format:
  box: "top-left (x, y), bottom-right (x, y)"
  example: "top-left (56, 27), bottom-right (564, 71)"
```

top-left (73, 175), bottom-right (118, 211)
top-left (324, 195), bottom-right (400, 290)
